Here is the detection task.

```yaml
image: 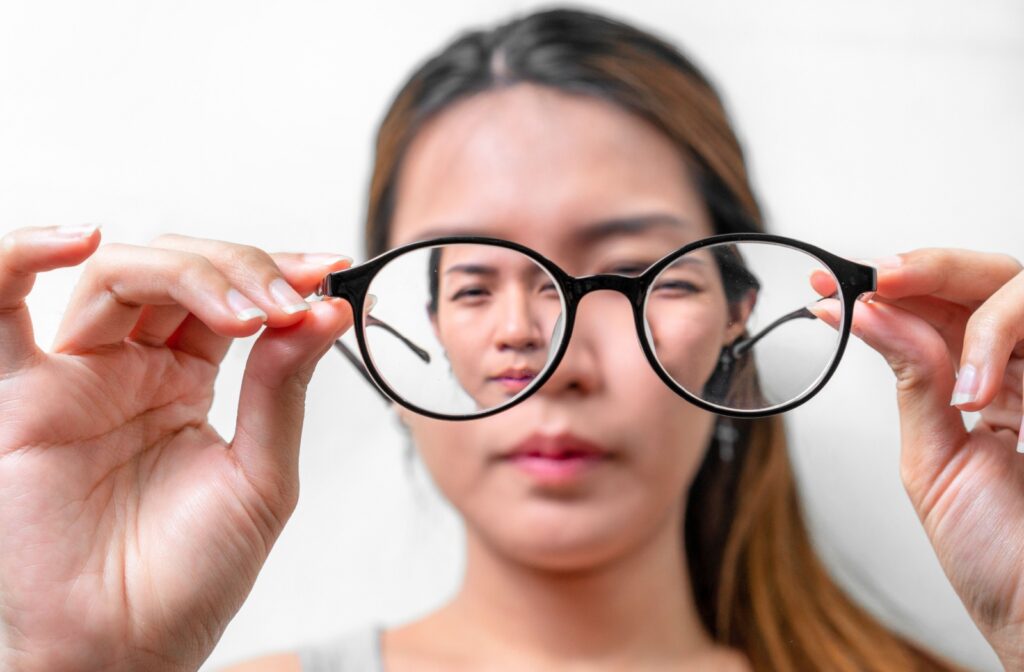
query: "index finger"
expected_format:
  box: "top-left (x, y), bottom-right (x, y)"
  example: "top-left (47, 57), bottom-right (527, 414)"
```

top-left (0, 224), bottom-right (101, 373)
top-left (874, 248), bottom-right (1023, 309)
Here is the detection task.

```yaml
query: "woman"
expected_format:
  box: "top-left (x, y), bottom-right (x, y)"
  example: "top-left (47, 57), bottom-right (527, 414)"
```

top-left (0, 8), bottom-right (1021, 672)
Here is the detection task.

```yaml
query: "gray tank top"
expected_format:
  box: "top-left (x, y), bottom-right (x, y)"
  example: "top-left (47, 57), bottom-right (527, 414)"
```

top-left (297, 623), bottom-right (384, 672)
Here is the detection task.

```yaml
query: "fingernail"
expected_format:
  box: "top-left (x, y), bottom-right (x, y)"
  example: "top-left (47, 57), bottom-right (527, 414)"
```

top-left (302, 253), bottom-right (352, 267)
top-left (227, 288), bottom-right (268, 322)
top-left (861, 255), bottom-right (904, 270)
top-left (1017, 437), bottom-right (1024, 454)
top-left (365, 293), bottom-right (377, 313)
top-left (950, 363), bottom-right (979, 406)
top-left (269, 278), bottom-right (310, 314)
top-left (54, 223), bottom-right (101, 238)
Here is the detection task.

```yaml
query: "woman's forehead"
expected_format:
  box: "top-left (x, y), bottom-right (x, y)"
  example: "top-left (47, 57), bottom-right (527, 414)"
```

top-left (387, 83), bottom-right (714, 254)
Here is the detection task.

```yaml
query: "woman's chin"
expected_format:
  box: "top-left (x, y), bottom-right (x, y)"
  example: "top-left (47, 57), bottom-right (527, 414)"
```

top-left (471, 503), bottom-right (658, 572)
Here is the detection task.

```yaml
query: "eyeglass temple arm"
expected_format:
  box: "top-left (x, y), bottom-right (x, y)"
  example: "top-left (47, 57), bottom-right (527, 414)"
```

top-left (364, 314), bottom-right (432, 362)
top-left (333, 340), bottom-right (391, 402)
top-left (731, 280), bottom-right (872, 359)
top-left (331, 314), bottom-right (432, 403)
top-left (730, 305), bottom-right (817, 359)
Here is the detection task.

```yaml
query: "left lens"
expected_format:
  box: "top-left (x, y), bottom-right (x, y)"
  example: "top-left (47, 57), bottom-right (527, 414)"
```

top-left (361, 243), bottom-right (565, 417)
top-left (643, 241), bottom-right (843, 412)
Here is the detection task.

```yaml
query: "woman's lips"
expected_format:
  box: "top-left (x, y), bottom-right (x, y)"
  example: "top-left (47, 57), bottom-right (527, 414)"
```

top-left (489, 368), bottom-right (538, 394)
top-left (492, 375), bottom-right (535, 394)
top-left (498, 432), bottom-right (614, 486)
top-left (505, 453), bottom-right (606, 486)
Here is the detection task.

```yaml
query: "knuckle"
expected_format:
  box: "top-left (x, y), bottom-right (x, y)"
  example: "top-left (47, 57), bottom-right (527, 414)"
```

top-left (906, 247), bottom-right (943, 266)
top-left (219, 244), bottom-right (274, 274)
top-left (177, 252), bottom-right (221, 285)
top-left (889, 339), bottom-right (949, 394)
top-left (147, 232), bottom-right (186, 247)
top-left (964, 307), bottom-right (1002, 337)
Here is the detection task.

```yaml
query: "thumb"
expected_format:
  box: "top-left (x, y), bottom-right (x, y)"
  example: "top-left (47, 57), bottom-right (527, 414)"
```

top-left (230, 297), bottom-right (354, 517)
top-left (812, 299), bottom-right (969, 507)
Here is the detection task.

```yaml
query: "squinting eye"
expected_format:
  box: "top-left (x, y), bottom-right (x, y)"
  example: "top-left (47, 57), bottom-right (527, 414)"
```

top-left (450, 287), bottom-right (488, 301)
top-left (653, 279), bottom-right (701, 294)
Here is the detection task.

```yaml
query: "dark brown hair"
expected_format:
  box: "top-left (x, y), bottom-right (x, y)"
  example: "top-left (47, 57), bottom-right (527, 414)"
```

top-left (363, 8), bottom-right (963, 671)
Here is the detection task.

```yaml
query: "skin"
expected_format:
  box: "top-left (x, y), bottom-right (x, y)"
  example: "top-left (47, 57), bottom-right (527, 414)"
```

top-left (0, 85), bottom-right (1022, 672)
top-left (428, 243), bottom-right (749, 412)
top-left (431, 244), bottom-right (564, 410)
top-left (383, 84), bottom-right (744, 671)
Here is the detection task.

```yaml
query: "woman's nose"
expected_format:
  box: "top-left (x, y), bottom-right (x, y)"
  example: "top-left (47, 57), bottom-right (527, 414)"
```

top-left (493, 287), bottom-right (546, 353)
top-left (533, 291), bottom-right (634, 398)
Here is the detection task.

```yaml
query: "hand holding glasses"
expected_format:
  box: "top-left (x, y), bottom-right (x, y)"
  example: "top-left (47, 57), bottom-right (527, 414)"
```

top-left (317, 234), bottom-right (876, 420)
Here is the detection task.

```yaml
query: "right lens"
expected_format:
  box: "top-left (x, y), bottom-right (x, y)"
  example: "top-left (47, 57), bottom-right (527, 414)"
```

top-left (643, 241), bottom-right (843, 412)
top-left (361, 243), bottom-right (565, 417)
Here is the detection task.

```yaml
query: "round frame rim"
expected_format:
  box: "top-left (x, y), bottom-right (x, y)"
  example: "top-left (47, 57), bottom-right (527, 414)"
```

top-left (327, 233), bottom-right (871, 421)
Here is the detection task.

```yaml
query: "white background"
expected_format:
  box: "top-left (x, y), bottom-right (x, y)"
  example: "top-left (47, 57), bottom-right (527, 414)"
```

top-left (1, 1), bottom-right (1022, 669)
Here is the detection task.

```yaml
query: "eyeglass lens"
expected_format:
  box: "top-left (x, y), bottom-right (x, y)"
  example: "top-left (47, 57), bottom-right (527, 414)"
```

top-left (353, 242), bottom-right (843, 418)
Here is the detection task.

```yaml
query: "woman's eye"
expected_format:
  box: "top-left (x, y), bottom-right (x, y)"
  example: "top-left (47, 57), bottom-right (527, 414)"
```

top-left (653, 279), bottom-right (701, 294)
top-left (450, 286), bottom-right (488, 301)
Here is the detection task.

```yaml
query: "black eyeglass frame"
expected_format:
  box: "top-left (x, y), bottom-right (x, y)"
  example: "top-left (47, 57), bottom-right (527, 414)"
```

top-left (316, 233), bottom-right (876, 421)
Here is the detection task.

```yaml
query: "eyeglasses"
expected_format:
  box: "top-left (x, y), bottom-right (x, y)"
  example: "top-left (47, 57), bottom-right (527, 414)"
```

top-left (316, 233), bottom-right (875, 420)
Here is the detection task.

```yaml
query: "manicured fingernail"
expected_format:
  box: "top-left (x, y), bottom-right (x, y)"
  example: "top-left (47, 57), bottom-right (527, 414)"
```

top-left (54, 223), bottom-right (101, 238)
top-left (1017, 437), bottom-right (1024, 454)
top-left (861, 255), bottom-right (904, 270)
top-left (950, 363), bottom-right (979, 406)
top-left (269, 277), bottom-right (310, 314)
top-left (227, 287), bottom-right (268, 322)
top-left (302, 253), bottom-right (352, 267)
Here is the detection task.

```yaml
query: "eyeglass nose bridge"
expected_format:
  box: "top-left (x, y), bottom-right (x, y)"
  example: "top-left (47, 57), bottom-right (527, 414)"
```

top-left (564, 273), bottom-right (647, 308)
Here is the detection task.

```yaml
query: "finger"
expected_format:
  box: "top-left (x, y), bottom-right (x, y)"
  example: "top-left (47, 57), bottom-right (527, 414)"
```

top-left (267, 252), bottom-right (353, 296)
top-left (811, 298), bottom-right (970, 510)
top-left (0, 224), bottom-right (101, 372)
top-left (229, 297), bottom-right (354, 520)
top-left (127, 304), bottom-right (191, 346)
top-left (950, 268), bottom-right (1024, 413)
top-left (149, 234), bottom-right (352, 326)
top-left (873, 248), bottom-right (1022, 309)
top-left (810, 269), bottom-right (970, 365)
top-left (165, 252), bottom-right (352, 364)
top-left (868, 295), bottom-right (970, 367)
top-left (52, 243), bottom-right (270, 353)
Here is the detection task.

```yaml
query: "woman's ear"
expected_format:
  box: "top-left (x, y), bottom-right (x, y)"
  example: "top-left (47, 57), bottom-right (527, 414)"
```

top-left (724, 288), bottom-right (758, 344)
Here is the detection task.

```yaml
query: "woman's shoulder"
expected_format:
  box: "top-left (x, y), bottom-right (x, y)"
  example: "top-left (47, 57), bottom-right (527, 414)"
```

top-left (217, 623), bottom-right (384, 672)
top-left (217, 652), bottom-right (301, 672)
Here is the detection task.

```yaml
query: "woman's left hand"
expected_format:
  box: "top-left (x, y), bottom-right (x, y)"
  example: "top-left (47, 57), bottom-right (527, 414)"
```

top-left (814, 247), bottom-right (1024, 668)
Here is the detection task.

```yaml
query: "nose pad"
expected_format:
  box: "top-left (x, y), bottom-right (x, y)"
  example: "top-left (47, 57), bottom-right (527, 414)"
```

top-left (549, 311), bottom-right (565, 353)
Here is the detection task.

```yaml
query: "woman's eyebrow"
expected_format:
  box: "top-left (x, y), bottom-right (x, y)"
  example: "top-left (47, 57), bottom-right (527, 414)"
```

top-left (572, 214), bottom-right (692, 246)
top-left (444, 263), bottom-right (496, 276)
top-left (412, 213), bottom-right (692, 245)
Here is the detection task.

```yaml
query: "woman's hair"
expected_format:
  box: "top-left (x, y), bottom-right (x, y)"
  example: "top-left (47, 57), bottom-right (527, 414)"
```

top-left (361, 7), bottom-right (963, 671)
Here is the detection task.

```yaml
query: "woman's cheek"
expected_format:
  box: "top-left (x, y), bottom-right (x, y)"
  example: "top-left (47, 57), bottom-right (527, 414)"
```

top-left (645, 302), bottom-right (727, 393)
top-left (439, 309), bottom-right (494, 402)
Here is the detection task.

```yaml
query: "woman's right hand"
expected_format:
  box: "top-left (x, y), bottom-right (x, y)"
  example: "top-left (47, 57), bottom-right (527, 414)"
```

top-left (0, 225), bottom-right (354, 672)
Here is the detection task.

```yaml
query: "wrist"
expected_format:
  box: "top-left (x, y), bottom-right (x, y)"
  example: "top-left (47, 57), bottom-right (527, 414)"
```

top-left (986, 629), bottom-right (1024, 672)
top-left (3, 646), bottom-right (198, 672)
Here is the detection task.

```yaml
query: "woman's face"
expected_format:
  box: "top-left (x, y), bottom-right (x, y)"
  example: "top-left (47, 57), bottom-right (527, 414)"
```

top-left (388, 83), bottom-right (734, 570)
